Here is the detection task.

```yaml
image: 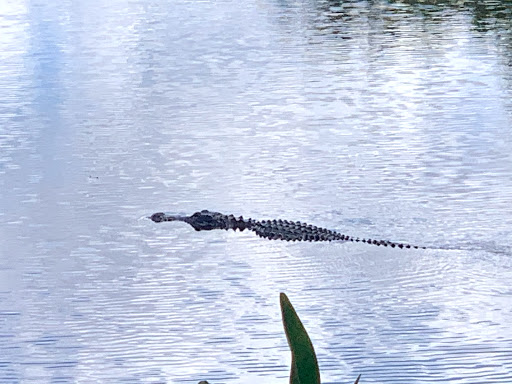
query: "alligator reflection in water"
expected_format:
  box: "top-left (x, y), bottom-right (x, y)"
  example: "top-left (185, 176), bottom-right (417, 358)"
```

top-left (149, 210), bottom-right (425, 249)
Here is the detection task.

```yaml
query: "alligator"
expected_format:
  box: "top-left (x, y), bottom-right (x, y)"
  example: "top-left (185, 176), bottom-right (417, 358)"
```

top-left (149, 210), bottom-right (425, 249)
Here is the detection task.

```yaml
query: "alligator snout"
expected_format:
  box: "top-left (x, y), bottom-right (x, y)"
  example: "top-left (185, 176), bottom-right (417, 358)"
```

top-left (149, 212), bottom-right (167, 222)
top-left (149, 212), bottom-right (188, 223)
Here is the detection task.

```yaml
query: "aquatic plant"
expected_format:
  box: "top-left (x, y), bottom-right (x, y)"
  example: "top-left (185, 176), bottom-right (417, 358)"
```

top-left (280, 292), bottom-right (320, 384)
top-left (199, 293), bottom-right (361, 384)
top-left (280, 292), bottom-right (361, 384)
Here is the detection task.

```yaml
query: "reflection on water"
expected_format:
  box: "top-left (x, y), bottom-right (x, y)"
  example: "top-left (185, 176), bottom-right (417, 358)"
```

top-left (1, 0), bottom-right (511, 383)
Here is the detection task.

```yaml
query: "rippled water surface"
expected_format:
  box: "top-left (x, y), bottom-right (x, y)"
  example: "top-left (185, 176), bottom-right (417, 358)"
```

top-left (1, 1), bottom-right (512, 383)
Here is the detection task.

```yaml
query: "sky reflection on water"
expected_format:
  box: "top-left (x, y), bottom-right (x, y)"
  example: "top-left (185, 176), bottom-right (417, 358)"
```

top-left (1, 0), bottom-right (512, 383)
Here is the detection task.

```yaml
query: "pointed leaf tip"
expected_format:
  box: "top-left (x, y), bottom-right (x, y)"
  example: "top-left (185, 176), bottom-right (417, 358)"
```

top-left (280, 293), bottom-right (320, 384)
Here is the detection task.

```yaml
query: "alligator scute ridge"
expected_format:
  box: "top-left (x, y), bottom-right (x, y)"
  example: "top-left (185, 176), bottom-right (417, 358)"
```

top-left (149, 210), bottom-right (425, 249)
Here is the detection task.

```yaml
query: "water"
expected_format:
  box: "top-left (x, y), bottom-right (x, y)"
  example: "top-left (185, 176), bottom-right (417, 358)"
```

top-left (1, 0), bottom-right (511, 383)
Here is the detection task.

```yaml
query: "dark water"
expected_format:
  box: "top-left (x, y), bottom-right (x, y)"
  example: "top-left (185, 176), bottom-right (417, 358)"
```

top-left (1, 1), bottom-right (512, 383)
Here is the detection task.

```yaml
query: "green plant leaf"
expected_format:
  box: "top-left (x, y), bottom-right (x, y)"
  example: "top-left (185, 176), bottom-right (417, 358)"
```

top-left (280, 292), bottom-right (321, 384)
top-left (290, 362), bottom-right (301, 384)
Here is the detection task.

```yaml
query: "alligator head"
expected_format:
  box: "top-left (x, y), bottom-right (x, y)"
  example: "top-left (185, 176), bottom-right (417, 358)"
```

top-left (149, 210), bottom-right (234, 231)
